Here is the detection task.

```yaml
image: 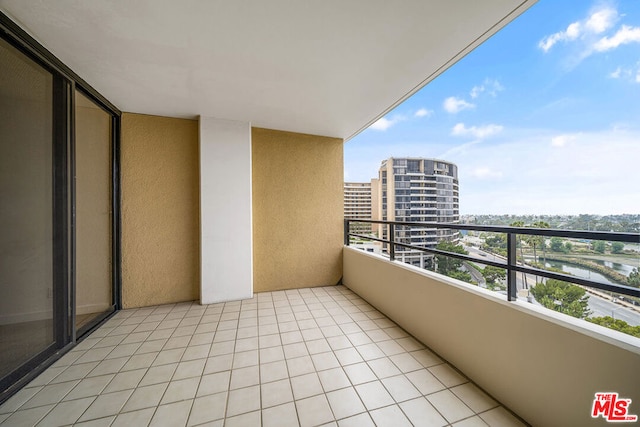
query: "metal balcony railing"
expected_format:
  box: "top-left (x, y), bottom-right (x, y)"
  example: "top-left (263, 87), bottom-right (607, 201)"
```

top-left (344, 219), bottom-right (640, 302)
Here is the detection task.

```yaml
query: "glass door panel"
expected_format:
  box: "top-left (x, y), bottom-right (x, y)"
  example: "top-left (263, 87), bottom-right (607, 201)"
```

top-left (74, 90), bottom-right (113, 331)
top-left (0, 37), bottom-right (55, 379)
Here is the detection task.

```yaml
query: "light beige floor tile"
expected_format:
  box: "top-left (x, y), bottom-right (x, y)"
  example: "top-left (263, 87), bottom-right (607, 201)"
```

top-left (400, 396), bottom-right (448, 426)
top-left (311, 352), bottom-right (340, 371)
top-left (451, 383), bottom-right (499, 413)
top-left (306, 338), bottom-right (331, 354)
top-left (152, 348), bottom-right (186, 366)
top-left (479, 406), bottom-right (527, 427)
top-left (367, 357), bottom-right (402, 379)
top-left (452, 416), bottom-right (491, 427)
top-left (427, 389), bottom-right (475, 423)
top-left (301, 328), bottom-right (324, 342)
top-left (262, 402), bottom-right (299, 427)
top-left (36, 396), bottom-right (95, 426)
top-left (354, 381), bottom-right (394, 410)
top-left (77, 389), bottom-right (133, 422)
top-left (161, 336), bottom-right (190, 351)
top-left (63, 374), bottom-right (114, 400)
top-left (287, 355), bottom-right (315, 377)
top-left (281, 331), bottom-right (304, 344)
top-left (234, 337), bottom-right (258, 352)
top-left (0, 386), bottom-right (43, 414)
top-left (110, 407), bottom-right (155, 427)
top-left (188, 391), bottom-right (227, 426)
top-left (87, 357), bottom-right (129, 377)
top-left (203, 354), bottom-right (233, 374)
top-left (406, 369), bottom-right (446, 395)
top-left (381, 375), bottom-right (421, 403)
top-left (139, 363), bottom-right (177, 386)
top-left (260, 346), bottom-right (285, 363)
top-left (388, 353), bottom-right (423, 373)
top-left (410, 349), bottom-right (443, 367)
top-left (22, 380), bottom-right (79, 409)
top-left (233, 350), bottom-right (258, 369)
top-left (137, 338), bottom-right (169, 354)
top-left (197, 370), bottom-right (231, 397)
top-left (317, 368), bottom-right (351, 392)
top-left (51, 362), bottom-right (99, 383)
top-left (429, 364), bottom-right (468, 388)
top-left (261, 378), bottom-right (294, 408)
top-left (209, 340), bottom-right (235, 356)
top-left (337, 413), bottom-right (374, 427)
top-left (173, 358), bottom-right (206, 380)
top-left (343, 362), bottom-right (377, 385)
top-left (149, 399), bottom-right (193, 427)
top-left (370, 404), bottom-right (412, 427)
top-left (226, 385), bottom-right (260, 417)
top-left (122, 382), bottom-right (168, 412)
top-left (102, 369), bottom-right (146, 393)
top-left (160, 377), bottom-right (199, 404)
top-left (283, 343), bottom-right (308, 359)
top-left (334, 348), bottom-right (364, 366)
top-left (1, 404), bottom-right (53, 426)
top-left (326, 387), bottom-right (366, 420)
top-left (182, 344), bottom-right (211, 361)
top-left (326, 336), bottom-right (352, 351)
top-left (24, 367), bottom-right (65, 387)
top-left (291, 372), bottom-right (324, 400)
top-left (106, 343), bottom-right (141, 359)
top-left (230, 365), bottom-right (260, 389)
top-left (295, 395), bottom-right (334, 427)
top-left (121, 352), bottom-right (157, 371)
top-left (225, 410), bottom-right (260, 427)
top-left (355, 343), bottom-right (385, 361)
top-left (260, 360), bottom-right (288, 383)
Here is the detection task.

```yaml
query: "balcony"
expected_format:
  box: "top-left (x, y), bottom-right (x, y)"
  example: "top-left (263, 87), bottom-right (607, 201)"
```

top-left (0, 286), bottom-right (525, 427)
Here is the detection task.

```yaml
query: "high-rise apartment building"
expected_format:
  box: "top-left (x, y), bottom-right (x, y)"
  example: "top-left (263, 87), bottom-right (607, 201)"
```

top-left (372, 157), bottom-right (459, 266)
top-left (344, 182), bottom-right (372, 234)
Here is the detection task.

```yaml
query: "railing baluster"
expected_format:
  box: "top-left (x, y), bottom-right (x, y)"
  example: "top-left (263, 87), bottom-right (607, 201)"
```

top-left (507, 232), bottom-right (517, 301)
top-left (344, 219), bottom-right (350, 246)
top-left (389, 223), bottom-right (395, 261)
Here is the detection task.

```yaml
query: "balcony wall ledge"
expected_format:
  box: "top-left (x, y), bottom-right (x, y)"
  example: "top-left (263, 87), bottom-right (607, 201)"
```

top-left (342, 246), bottom-right (640, 427)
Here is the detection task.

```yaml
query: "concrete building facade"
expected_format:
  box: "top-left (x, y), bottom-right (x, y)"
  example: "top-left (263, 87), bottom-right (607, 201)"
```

top-left (374, 157), bottom-right (460, 267)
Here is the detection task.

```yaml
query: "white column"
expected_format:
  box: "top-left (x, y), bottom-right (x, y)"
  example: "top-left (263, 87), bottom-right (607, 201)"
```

top-left (199, 117), bottom-right (253, 304)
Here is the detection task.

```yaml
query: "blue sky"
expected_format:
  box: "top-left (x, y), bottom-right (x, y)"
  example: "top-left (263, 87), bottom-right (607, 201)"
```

top-left (344, 0), bottom-right (640, 215)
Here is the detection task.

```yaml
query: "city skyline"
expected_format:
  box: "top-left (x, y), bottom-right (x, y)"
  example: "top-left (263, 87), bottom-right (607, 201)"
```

top-left (344, 0), bottom-right (640, 215)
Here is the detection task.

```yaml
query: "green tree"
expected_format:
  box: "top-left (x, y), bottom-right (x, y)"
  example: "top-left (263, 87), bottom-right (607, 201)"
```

top-left (435, 241), bottom-right (467, 274)
top-left (530, 279), bottom-right (591, 319)
top-left (629, 268), bottom-right (640, 287)
top-left (550, 237), bottom-right (565, 252)
top-left (593, 241), bottom-right (606, 254)
top-left (482, 265), bottom-right (506, 284)
top-left (564, 241), bottom-right (573, 252)
top-left (587, 316), bottom-right (640, 338)
top-left (611, 242), bottom-right (624, 254)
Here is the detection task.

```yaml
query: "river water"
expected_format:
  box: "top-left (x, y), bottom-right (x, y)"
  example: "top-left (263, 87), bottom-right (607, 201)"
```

top-left (544, 261), bottom-right (620, 285)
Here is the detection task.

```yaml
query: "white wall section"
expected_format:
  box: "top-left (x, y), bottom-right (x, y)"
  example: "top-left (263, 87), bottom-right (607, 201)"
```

top-left (200, 117), bottom-right (253, 304)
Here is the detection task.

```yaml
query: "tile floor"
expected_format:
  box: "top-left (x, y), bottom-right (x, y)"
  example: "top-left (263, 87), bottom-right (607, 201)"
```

top-left (0, 286), bottom-right (527, 427)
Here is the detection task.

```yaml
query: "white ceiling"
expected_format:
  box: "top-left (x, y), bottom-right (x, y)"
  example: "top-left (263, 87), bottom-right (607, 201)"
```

top-left (1, 0), bottom-right (536, 140)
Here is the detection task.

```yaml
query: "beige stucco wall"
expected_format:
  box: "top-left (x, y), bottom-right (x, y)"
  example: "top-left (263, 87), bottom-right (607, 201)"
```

top-left (121, 113), bottom-right (199, 308)
top-left (343, 247), bottom-right (640, 427)
top-left (252, 128), bottom-right (343, 292)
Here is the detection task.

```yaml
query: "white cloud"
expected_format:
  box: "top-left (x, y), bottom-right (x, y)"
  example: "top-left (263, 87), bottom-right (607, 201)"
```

top-left (538, 6), bottom-right (618, 52)
top-left (608, 63), bottom-right (640, 83)
top-left (593, 25), bottom-right (640, 51)
top-left (585, 7), bottom-right (618, 33)
top-left (443, 97), bottom-right (475, 114)
top-left (470, 79), bottom-right (504, 99)
top-left (451, 123), bottom-right (503, 139)
top-left (609, 67), bottom-right (623, 78)
top-left (414, 108), bottom-right (433, 118)
top-left (370, 117), bottom-right (398, 131)
top-left (551, 134), bottom-right (577, 147)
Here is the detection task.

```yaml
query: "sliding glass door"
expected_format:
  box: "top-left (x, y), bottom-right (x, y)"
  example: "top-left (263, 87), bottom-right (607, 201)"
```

top-left (0, 37), bottom-right (57, 384)
top-left (0, 17), bottom-right (120, 401)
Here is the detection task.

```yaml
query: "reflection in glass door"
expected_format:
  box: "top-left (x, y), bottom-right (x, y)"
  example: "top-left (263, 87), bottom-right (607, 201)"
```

top-left (75, 90), bottom-right (114, 332)
top-left (0, 37), bottom-right (56, 381)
